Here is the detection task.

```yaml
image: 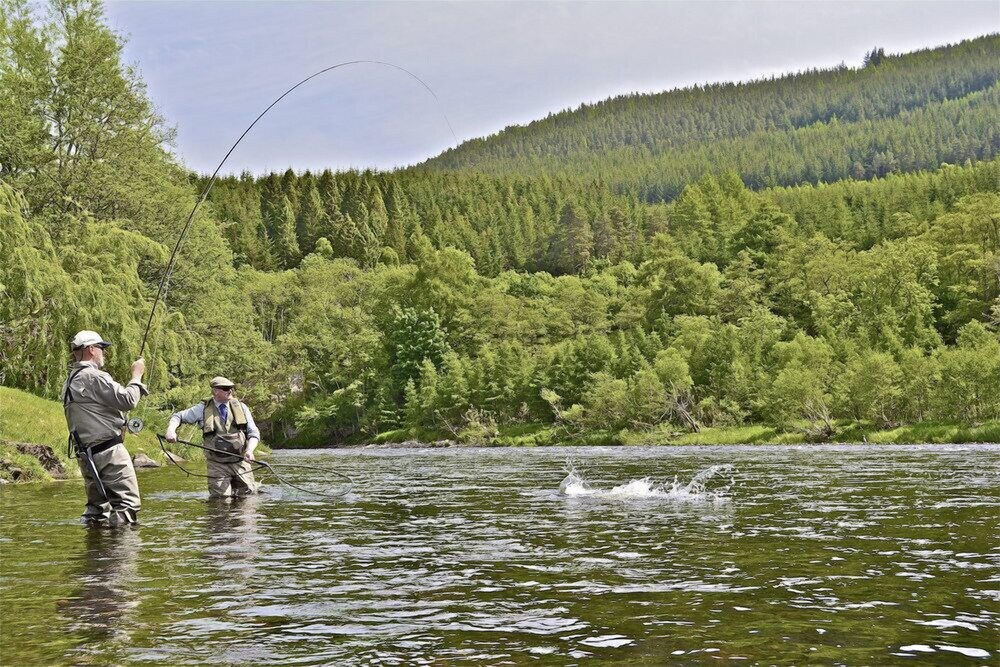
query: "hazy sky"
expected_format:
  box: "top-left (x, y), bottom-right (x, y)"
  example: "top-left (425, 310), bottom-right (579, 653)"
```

top-left (102, 1), bottom-right (998, 175)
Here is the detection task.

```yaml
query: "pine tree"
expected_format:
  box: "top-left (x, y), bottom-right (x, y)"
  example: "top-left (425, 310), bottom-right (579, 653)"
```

top-left (297, 181), bottom-right (324, 256)
top-left (272, 196), bottom-right (301, 268)
top-left (552, 203), bottom-right (594, 274)
top-left (385, 181), bottom-right (413, 259)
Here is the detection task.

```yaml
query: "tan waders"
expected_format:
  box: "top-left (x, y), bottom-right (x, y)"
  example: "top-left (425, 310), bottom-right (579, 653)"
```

top-left (203, 402), bottom-right (257, 498)
top-left (63, 358), bottom-right (147, 528)
top-left (78, 443), bottom-right (141, 526)
top-left (206, 458), bottom-right (257, 498)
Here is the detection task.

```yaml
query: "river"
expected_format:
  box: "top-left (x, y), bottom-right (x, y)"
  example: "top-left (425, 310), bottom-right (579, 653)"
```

top-left (1, 444), bottom-right (997, 665)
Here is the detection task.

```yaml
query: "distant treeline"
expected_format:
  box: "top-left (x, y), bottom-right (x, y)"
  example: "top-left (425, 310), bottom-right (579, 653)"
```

top-left (425, 35), bottom-right (1000, 201)
top-left (1, 2), bottom-right (998, 445)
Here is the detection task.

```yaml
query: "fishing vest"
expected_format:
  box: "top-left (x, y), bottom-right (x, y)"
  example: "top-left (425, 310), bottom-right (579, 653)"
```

top-left (202, 399), bottom-right (249, 463)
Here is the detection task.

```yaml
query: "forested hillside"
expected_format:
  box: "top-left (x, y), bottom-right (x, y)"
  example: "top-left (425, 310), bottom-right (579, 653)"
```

top-left (2, 1), bottom-right (998, 446)
top-left (426, 36), bottom-right (1000, 200)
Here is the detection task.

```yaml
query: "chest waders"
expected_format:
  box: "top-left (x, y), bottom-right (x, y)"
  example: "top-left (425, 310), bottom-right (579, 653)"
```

top-left (63, 368), bottom-right (124, 503)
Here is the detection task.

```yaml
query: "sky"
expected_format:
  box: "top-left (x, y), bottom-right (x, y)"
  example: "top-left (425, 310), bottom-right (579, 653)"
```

top-left (101, 1), bottom-right (999, 175)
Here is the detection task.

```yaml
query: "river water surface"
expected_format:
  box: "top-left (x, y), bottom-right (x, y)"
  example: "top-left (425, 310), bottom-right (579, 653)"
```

top-left (1, 444), bottom-right (998, 665)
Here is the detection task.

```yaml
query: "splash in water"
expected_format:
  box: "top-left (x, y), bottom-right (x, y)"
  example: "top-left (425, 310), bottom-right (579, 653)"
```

top-left (560, 464), bottom-right (735, 502)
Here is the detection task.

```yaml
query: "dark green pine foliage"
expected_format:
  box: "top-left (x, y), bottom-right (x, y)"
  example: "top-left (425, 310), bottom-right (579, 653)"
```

top-left (296, 179), bottom-right (324, 257)
top-left (422, 35), bottom-right (1000, 201)
top-left (272, 196), bottom-right (301, 269)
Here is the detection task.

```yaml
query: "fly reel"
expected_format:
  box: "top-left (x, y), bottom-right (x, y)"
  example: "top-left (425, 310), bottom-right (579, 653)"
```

top-left (126, 417), bottom-right (144, 434)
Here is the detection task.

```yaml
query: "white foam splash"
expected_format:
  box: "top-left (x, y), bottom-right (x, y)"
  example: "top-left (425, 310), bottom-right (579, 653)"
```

top-left (559, 465), bottom-right (734, 502)
top-left (899, 645), bottom-right (935, 653)
top-left (937, 645), bottom-right (991, 659)
top-left (579, 635), bottom-right (634, 648)
top-left (911, 618), bottom-right (979, 631)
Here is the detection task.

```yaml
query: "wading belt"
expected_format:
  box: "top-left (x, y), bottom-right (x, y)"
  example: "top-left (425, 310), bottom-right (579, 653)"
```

top-left (71, 432), bottom-right (124, 457)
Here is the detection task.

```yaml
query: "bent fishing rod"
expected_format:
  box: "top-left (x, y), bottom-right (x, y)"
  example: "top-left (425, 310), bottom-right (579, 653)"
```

top-left (139, 60), bottom-right (458, 359)
top-left (157, 434), bottom-right (353, 498)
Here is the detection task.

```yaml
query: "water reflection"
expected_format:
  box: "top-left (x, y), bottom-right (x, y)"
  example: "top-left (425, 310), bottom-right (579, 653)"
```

top-left (204, 496), bottom-right (261, 540)
top-left (202, 496), bottom-right (262, 584)
top-left (58, 528), bottom-right (141, 658)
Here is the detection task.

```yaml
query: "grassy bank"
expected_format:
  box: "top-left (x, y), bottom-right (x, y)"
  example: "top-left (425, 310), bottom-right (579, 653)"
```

top-left (371, 419), bottom-right (1000, 448)
top-left (629, 420), bottom-right (1000, 446)
top-left (0, 387), bottom-right (177, 482)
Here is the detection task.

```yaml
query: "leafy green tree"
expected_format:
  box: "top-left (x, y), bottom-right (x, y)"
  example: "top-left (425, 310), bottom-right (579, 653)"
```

top-left (409, 240), bottom-right (482, 350)
top-left (897, 347), bottom-right (940, 422)
top-left (719, 251), bottom-right (770, 323)
top-left (834, 351), bottom-right (903, 426)
top-left (628, 367), bottom-right (669, 429)
top-left (1, 0), bottom-right (181, 235)
top-left (768, 333), bottom-right (836, 430)
top-left (581, 372), bottom-right (629, 431)
top-left (0, 0), bottom-right (51, 192)
top-left (925, 193), bottom-right (1000, 339)
top-left (641, 235), bottom-right (722, 327)
top-left (0, 182), bottom-right (170, 395)
top-left (435, 351), bottom-right (471, 427)
top-left (410, 359), bottom-right (440, 428)
top-left (850, 238), bottom-right (941, 351)
top-left (384, 181), bottom-right (412, 260)
top-left (933, 322), bottom-right (1000, 422)
top-left (551, 203), bottom-right (593, 274)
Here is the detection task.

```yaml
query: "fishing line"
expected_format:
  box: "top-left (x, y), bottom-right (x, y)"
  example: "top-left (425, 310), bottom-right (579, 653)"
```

top-left (139, 60), bottom-right (459, 365)
top-left (157, 433), bottom-right (267, 481)
top-left (157, 434), bottom-right (354, 498)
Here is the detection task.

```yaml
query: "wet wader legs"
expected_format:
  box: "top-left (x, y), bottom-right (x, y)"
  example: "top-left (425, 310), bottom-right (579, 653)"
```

top-left (206, 458), bottom-right (257, 498)
top-left (78, 445), bottom-right (141, 525)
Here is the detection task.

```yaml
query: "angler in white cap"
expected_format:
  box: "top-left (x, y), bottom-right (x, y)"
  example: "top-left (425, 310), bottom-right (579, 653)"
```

top-left (165, 376), bottom-right (261, 498)
top-left (62, 330), bottom-right (148, 527)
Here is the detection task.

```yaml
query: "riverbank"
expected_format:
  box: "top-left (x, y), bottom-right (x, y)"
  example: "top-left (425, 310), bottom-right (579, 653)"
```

top-left (4, 386), bottom-right (997, 481)
top-left (0, 387), bottom-right (183, 483)
top-left (366, 419), bottom-right (1000, 448)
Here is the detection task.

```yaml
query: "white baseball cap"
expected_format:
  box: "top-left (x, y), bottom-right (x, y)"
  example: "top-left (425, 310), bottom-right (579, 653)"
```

top-left (71, 330), bottom-right (112, 350)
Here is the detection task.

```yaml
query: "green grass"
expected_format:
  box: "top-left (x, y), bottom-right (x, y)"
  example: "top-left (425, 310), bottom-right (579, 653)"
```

top-left (626, 420), bottom-right (1000, 445)
top-left (0, 386), bottom-right (179, 482)
top-left (630, 423), bottom-right (802, 446)
top-left (864, 420), bottom-right (1000, 444)
top-left (374, 419), bottom-right (1000, 448)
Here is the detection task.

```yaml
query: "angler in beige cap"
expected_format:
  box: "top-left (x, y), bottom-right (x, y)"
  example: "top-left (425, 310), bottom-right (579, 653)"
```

top-left (62, 330), bottom-right (148, 527)
top-left (165, 376), bottom-right (261, 498)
